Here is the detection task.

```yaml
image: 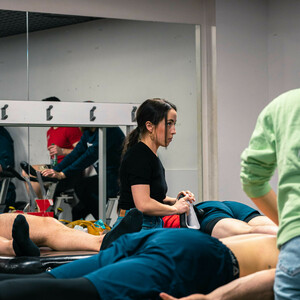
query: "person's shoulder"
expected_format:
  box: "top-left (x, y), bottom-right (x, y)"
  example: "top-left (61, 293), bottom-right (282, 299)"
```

top-left (261, 88), bottom-right (300, 121)
top-left (0, 126), bottom-right (8, 135)
top-left (125, 143), bottom-right (154, 163)
top-left (0, 127), bottom-right (13, 142)
top-left (268, 89), bottom-right (300, 109)
top-left (78, 129), bottom-right (90, 141)
top-left (131, 142), bottom-right (149, 153)
top-left (86, 130), bottom-right (98, 145)
top-left (123, 142), bottom-right (142, 158)
top-left (47, 127), bottom-right (54, 133)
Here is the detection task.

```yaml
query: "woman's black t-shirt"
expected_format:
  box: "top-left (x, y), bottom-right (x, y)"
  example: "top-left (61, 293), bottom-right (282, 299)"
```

top-left (118, 142), bottom-right (168, 210)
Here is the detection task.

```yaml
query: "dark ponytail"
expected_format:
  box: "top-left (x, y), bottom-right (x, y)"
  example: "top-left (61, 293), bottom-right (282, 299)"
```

top-left (122, 127), bottom-right (140, 158)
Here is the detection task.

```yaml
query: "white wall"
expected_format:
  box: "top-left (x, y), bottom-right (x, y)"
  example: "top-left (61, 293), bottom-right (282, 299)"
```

top-left (1, 18), bottom-right (199, 203)
top-left (216, 0), bottom-right (268, 207)
top-left (267, 0), bottom-right (300, 99)
top-left (216, 0), bottom-right (300, 208)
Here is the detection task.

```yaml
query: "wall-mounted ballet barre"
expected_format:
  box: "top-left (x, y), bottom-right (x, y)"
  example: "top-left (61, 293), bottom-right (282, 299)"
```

top-left (0, 100), bottom-right (138, 222)
top-left (0, 100), bottom-right (137, 127)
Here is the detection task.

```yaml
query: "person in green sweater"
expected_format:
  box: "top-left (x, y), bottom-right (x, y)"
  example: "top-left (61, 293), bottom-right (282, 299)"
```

top-left (240, 88), bottom-right (300, 300)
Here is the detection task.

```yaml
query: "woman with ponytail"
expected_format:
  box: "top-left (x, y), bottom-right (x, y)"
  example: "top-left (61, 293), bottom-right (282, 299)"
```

top-left (114, 98), bottom-right (195, 230)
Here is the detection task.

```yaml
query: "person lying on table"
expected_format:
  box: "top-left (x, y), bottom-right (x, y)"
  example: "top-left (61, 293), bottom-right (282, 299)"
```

top-left (0, 227), bottom-right (278, 300)
top-left (0, 208), bottom-right (142, 257)
top-left (163, 200), bottom-right (278, 238)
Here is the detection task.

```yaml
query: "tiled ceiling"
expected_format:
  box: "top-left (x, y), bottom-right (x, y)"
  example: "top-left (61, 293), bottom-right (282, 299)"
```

top-left (0, 9), bottom-right (100, 38)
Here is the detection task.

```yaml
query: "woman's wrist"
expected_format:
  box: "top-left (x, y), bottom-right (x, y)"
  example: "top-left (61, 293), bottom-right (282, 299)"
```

top-left (171, 205), bottom-right (178, 215)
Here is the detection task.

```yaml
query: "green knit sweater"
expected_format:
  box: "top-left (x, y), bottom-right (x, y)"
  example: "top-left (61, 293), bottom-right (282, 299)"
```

top-left (241, 88), bottom-right (300, 247)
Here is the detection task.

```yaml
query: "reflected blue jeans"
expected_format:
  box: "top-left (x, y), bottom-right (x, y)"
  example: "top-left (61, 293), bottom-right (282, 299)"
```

top-left (274, 236), bottom-right (300, 300)
top-left (113, 209), bottom-right (164, 230)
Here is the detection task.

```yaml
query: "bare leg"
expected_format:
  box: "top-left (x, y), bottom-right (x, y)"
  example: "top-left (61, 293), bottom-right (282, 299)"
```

top-left (0, 213), bottom-right (103, 252)
top-left (211, 216), bottom-right (278, 239)
top-left (0, 236), bottom-right (14, 256)
top-left (21, 165), bottom-right (44, 199)
top-left (12, 215), bottom-right (40, 256)
top-left (0, 211), bottom-right (143, 253)
top-left (211, 219), bottom-right (254, 239)
top-left (0, 215), bottom-right (39, 256)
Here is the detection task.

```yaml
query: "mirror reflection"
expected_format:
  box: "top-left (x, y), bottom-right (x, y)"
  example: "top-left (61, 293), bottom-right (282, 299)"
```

top-left (0, 9), bottom-right (28, 211)
top-left (1, 10), bottom-right (199, 220)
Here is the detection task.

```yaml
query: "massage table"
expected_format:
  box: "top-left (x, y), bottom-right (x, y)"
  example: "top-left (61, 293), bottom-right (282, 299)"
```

top-left (0, 248), bottom-right (97, 274)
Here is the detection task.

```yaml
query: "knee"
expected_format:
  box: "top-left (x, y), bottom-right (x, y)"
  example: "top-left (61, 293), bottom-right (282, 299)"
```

top-left (41, 216), bottom-right (60, 228)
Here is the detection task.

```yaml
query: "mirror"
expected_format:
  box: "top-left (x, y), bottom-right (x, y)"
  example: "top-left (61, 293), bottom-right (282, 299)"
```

top-left (0, 10), bottom-right (28, 100)
top-left (0, 10), bottom-right (29, 205)
top-left (1, 10), bottom-right (200, 212)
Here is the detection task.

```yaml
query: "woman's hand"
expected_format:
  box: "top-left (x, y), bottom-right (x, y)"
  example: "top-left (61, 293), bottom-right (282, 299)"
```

top-left (173, 197), bottom-right (190, 214)
top-left (41, 169), bottom-right (66, 180)
top-left (177, 190), bottom-right (196, 203)
top-left (160, 292), bottom-right (208, 300)
top-left (172, 190), bottom-right (196, 214)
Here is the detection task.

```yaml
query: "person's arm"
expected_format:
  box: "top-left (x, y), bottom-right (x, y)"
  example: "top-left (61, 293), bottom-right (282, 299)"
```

top-left (163, 196), bottom-right (177, 205)
top-left (251, 189), bottom-right (279, 225)
top-left (160, 269), bottom-right (275, 300)
top-left (60, 142), bottom-right (98, 176)
top-left (240, 107), bottom-right (278, 222)
top-left (48, 141), bottom-right (79, 157)
top-left (51, 137), bottom-right (87, 173)
top-left (131, 185), bottom-right (190, 216)
top-left (43, 131), bottom-right (98, 178)
top-left (40, 168), bottom-right (66, 180)
top-left (41, 137), bottom-right (87, 180)
top-left (47, 127), bottom-right (82, 158)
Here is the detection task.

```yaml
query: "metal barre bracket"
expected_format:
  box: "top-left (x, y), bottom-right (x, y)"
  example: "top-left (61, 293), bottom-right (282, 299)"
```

top-left (0, 100), bottom-right (136, 127)
top-left (1, 104), bottom-right (8, 120)
top-left (46, 105), bottom-right (53, 121)
top-left (131, 106), bottom-right (137, 122)
top-left (90, 106), bottom-right (96, 121)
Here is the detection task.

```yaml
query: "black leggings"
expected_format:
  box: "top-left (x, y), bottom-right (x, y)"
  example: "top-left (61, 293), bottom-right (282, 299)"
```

top-left (0, 273), bottom-right (100, 300)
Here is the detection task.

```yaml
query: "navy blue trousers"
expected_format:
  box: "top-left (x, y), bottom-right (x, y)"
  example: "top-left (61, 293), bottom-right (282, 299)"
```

top-left (196, 200), bottom-right (261, 235)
